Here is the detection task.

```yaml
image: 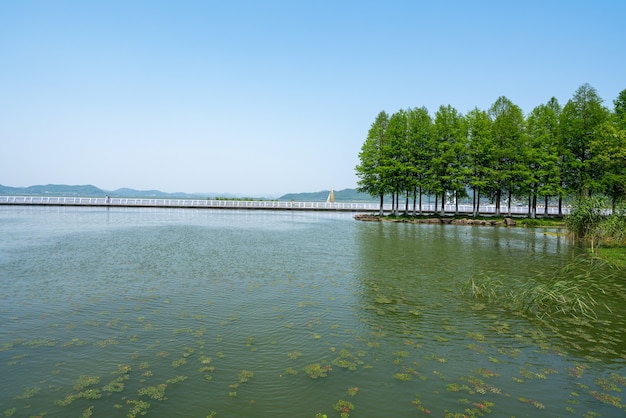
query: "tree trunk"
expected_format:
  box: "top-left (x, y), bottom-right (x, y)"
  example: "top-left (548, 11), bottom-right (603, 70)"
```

top-left (379, 194), bottom-right (384, 216)
top-left (495, 189), bottom-right (501, 217)
top-left (472, 187), bottom-right (477, 217)
top-left (405, 191), bottom-right (409, 216)
top-left (544, 195), bottom-right (549, 216)
top-left (418, 187), bottom-right (423, 216)
top-left (394, 192), bottom-right (399, 216)
top-left (440, 191), bottom-right (446, 216)
top-left (507, 190), bottom-right (512, 217)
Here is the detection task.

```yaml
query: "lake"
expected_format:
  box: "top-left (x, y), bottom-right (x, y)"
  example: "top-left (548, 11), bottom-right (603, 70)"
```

top-left (0, 206), bottom-right (624, 417)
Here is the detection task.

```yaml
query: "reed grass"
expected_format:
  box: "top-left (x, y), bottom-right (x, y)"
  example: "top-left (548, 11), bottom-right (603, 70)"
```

top-left (463, 257), bottom-right (616, 321)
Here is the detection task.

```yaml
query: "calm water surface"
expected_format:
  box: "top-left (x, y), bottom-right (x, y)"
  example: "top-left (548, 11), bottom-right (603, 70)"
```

top-left (0, 206), bottom-right (624, 417)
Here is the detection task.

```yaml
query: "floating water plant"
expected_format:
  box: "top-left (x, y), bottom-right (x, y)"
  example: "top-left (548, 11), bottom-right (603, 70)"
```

top-left (126, 399), bottom-right (151, 418)
top-left (13, 387), bottom-right (40, 400)
top-left (411, 394), bottom-right (430, 414)
top-left (103, 375), bottom-right (127, 393)
top-left (333, 399), bottom-right (354, 418)
top-left (517, 397), bottom-right (545, 409)
top-left (138, 383), bottom-right (167, 400)
top-left (74, 375), bottom-right (101, 391)
top-left (81, 405), bottom-right (94, 418)
top-left (238, 370), bottom-right (253, 383)
top-left (172, 358), bottom-right (187, 367)
top-left (347, 387), bottom-right (359, 396)
top-left (303, 363), bottom-right (331, 379)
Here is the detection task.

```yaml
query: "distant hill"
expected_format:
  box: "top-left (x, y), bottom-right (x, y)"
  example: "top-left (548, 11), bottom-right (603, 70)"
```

top-left (0, 184), bottom-right (106, 197)
top-left (110, 188), bottom-right (208, 199)
top-left (278, 188), bottom-right (377, 202)
top-left (0, 184), bottom-right (208, 199)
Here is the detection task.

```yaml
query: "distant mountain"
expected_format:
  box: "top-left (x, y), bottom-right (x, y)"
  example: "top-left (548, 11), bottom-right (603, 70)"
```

top-left (0, 184), bottom-right (106, 197)
top-left (278, 188), bottom-right (377, 202)
top-left (0, 184), bottom-right (209, 199)
top-left (110, 188), bottom-right (208, 199)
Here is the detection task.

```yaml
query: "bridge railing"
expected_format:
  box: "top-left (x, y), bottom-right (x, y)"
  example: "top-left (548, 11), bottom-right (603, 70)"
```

top-left (0, 196), bottom-right (569, 214)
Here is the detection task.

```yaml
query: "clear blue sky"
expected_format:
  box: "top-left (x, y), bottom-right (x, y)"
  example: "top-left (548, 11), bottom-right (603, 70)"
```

top-left (1, 0), bottom-right (625, 197)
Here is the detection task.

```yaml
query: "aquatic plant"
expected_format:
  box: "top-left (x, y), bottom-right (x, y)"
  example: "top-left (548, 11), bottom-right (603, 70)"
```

top-left (138, 384), bottom-right (167, 400)
top-left (565, 196), bottom-right (626, 253)
top-left (103, 375), bottom-right (127, 393)
top-left (334, 400), bottom-right (354, 417)
top-left (517, 397), bottom-right (545, 409)
top-left (303, 363), bottom-right (331, 379)
top-left (246, 336), bottom-right (255, 347)
top-left (238, 370), bottom-right (254, 383)
top-left (126, 399), bottom-right (150, 417)
top-left (172, 358), bottom-right (187, 367)
top-left (13, 387), bottom-right (40, 400)
top-left (411, 394), bottom-right (431, 414)
top-left (332, 349), bottom-right (363, 371)
top-left (463, 257), bottom-right (616, 320)
top-left (393, 372), bottom-right (412, 381)
top-left (347, 387), bottom-right (359, 396)
top-left (74, 375), bottom-right (100, 391)
top-left (3, 407), bottom-right (17, 417)
top-left (81, 405), bottom-right (94, 418)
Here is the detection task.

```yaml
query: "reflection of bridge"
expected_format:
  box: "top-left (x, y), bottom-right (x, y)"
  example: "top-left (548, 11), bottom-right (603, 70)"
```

top-left (0, 195), bottom-right (569, 215)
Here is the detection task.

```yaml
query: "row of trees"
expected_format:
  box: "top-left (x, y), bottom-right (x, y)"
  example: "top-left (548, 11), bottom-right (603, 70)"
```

top-left (356, 83), bottom-right (626, 217)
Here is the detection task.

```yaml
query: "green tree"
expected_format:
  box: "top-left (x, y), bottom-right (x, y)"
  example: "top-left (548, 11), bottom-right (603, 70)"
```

top-left (525, 98), bottom-right (562, 217)
top-left (406, 107), bottom-right (433, 215)
top-left (589, 121), bottom-right (626, 209)
top-left (431, 105), bottom-right (468, 215)
top-left (613, 88), bottom-right (626, 130)
top-left (383, 110), bottom-right (410, 216)
top-left (559, 83), bottom-right (610, 198)
top-left (465, 108), bottom-right (493, 217)
top-left (488, 96), bottom-right (525, 216)
top-left (356, 111), bottom-right (389, 215)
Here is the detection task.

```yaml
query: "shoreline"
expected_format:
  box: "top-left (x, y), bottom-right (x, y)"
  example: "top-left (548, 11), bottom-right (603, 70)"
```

top-left (355, 214), bottom-right (523, 227)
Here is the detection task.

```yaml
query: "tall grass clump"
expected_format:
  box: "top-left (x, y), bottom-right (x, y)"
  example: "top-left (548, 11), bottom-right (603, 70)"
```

top-left (565, 196), bottom-right (626, 253)
top-left (565, 196), bottom-right (606, 252)
top-left (598, 204), bottom-right (626, 245)
top-left (463, 258), bottom-right (616, 321)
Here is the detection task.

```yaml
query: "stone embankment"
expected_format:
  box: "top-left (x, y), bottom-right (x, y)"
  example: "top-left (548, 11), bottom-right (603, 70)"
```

top-left (354, 214), bottom-right (516, 226)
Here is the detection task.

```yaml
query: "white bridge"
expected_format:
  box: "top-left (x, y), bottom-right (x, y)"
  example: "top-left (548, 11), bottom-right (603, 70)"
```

top-left (0, 195), bottom-right (569, 215)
